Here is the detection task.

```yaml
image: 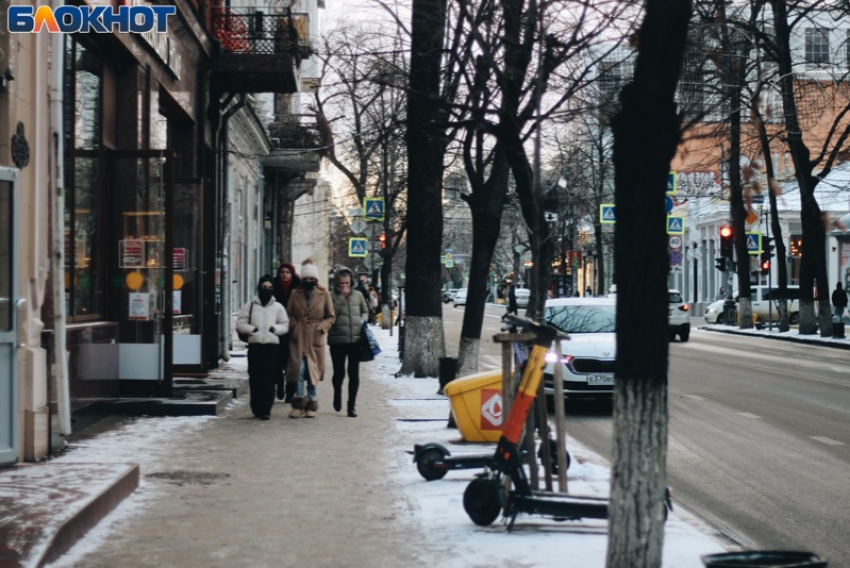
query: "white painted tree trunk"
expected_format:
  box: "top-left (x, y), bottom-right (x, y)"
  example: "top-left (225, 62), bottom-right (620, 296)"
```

top-left (400, 316), bottom-right (445, 377)
top-left (456, 336), bottom-right (480, 377)
top-left (607, 378), bottom-right (668, 568)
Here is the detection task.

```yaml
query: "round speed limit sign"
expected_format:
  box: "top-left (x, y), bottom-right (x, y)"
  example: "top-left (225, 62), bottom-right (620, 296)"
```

top-left (668, 235), bottom-right (683, 249)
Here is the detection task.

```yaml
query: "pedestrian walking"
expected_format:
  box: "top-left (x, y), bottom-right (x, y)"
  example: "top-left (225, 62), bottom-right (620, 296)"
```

top-left (272, 262), bottom-right (300, 402)
top-left (235, 276), bottom-right (289, 420)
top-left (368, 285), bottom-right (380, 324)
top-left (832, 281), bottom-right (848, 320)
top-left (507, 285), bottom-right (518, 315)
top-left (356, 275), bottom-right (374, 324)
top-left (328, 267), bottom-right (370, 417)
top-left (287, 258), bottom-right (335, 419)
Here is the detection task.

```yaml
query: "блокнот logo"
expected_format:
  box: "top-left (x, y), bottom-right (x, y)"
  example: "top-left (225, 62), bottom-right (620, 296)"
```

top-left (8, 5), bottom-right (176, 34)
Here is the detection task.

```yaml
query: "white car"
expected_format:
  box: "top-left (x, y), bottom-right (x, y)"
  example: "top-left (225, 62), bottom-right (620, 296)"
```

top-left (514, 288), bottom-right (531, 308)
top-left (542, 298), bottom-right (616, 399)
top-left (668, 289), bottom-right (690, 342)
top-left (704, 286), bottom-right (800, 325)
top-left (453, 288), bottom-right (468, 307)
top-left (608, 285), bottom-right (690, 341)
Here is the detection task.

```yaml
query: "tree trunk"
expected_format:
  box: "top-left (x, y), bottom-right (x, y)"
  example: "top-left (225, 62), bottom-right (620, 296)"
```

top-left (607, 0), bottom-right (691, 566)
top-left (770, 0), bottom-right (829, 337)
top-left (456, 161), bottom-right (509, 376)
top-left (401, 0), bottom-right (448, 376)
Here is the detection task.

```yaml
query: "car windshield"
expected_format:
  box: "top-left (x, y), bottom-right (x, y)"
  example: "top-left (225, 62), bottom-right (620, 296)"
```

top-left (544, 304), bottom-right (616, 333)
top-left (669, 291), bottom-right (683, 303)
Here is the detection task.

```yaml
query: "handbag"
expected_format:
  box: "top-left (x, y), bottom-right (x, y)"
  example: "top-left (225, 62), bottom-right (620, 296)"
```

top-left (237, 303), bottom-right (254, 342)
top-left (359, 321), bottom-right (380, 361)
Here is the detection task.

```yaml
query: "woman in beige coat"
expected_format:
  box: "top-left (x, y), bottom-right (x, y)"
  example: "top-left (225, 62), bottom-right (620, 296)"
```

top-left (287, 259), bottom-right (335, 418)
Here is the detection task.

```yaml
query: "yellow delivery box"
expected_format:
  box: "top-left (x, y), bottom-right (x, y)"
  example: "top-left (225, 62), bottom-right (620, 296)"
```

top-left (443, 370), bottom-right (504, 443)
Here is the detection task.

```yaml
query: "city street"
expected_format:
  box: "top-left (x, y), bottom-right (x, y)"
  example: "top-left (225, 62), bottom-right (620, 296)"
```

top-left (443, 303), bottom-right (850, 566)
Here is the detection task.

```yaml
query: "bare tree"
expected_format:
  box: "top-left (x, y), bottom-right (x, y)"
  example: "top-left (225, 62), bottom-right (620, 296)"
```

top-left (607, 0), bottom-right (692, 565)
top-left (401, 0), bottom-right (450, 376)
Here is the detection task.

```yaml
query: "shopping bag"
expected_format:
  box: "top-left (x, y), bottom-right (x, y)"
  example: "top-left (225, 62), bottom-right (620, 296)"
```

top-left (359, 321), bottom-right (380, 361)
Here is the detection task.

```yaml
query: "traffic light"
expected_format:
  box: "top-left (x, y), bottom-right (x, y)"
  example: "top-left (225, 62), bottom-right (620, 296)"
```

top-left (378, 233), bottom-right (387, 249)
top-left (715, 257), bottom-right (726, 272)
top-left (760, 236), bottom-right (774, 272)
top-left (719, 225), bottom-right (733, 257)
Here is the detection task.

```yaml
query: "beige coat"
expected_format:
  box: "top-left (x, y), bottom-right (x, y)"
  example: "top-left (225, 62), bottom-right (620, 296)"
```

top-left (287, 287), bottom-right (336, 385)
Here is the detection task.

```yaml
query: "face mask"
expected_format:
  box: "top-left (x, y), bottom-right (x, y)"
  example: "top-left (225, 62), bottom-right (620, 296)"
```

top-left (258, 289), bottom-right (273, 304)
top-left (302, 281), bottom-right (317, 291)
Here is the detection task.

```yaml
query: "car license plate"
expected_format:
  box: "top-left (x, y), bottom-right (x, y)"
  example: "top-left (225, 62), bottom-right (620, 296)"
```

top-left (586, 375), bottom-right (614, 385)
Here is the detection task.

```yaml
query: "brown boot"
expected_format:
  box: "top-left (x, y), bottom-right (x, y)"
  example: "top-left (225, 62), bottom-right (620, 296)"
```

top-left (304, 399), bottom-right (318, 418)
top-left (288, 397), bottom-right (305, 418)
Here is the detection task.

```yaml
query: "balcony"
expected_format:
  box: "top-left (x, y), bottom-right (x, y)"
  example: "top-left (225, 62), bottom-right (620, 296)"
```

top-left (208, 8), bottom-right (311, 94)
top-left (263, 119), bottom-right (326, 172)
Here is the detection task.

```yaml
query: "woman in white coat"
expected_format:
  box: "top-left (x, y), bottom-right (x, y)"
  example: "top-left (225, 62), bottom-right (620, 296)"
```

top-left (236, 275), bottom-right (289, 420)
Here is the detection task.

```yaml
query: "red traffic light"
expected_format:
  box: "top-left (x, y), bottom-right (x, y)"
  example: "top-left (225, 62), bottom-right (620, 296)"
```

top-left (719, 226), bottom-right (732, 238)
top-left (378, 233), bottom-right (387, 249)
top-left (761, 260), bottom-right (770, 271)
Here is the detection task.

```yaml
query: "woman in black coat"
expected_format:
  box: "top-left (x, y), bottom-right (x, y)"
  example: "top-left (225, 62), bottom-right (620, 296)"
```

top-left (272, 262), bottom-right (301, 401)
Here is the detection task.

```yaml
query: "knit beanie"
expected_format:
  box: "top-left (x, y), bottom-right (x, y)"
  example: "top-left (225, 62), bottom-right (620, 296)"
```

top-left (301, 258), bottom-right (319, 280)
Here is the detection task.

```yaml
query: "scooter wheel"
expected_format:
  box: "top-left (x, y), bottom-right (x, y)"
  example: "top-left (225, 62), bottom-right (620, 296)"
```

top-left (416, 447), bottom-right (449, 481)
top-left (463, 477), bottom-right (503, 526)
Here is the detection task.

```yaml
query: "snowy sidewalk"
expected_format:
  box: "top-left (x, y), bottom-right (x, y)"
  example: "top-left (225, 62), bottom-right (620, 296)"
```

top-left (4, 326), bottom-right (727, 567)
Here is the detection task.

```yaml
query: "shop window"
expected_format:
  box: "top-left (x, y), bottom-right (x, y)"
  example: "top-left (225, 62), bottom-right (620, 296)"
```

top-left (64, 38), bottom-right (104, 320)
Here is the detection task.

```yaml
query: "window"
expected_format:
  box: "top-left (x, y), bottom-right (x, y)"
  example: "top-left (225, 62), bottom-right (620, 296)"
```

top-left (64, 38), bottom-right (104, 319)
top-left (805, 28), bottom-right (830, 64)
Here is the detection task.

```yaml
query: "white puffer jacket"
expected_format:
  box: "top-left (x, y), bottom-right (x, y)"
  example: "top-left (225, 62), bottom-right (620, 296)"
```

top-left (235, 297), bottom-right (289, 345)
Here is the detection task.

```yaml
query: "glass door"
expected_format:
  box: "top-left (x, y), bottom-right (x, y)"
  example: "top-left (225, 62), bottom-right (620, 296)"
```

top-left (0, 169), bottom-right (20, 466)
top-left (108, 151), bottom-right (174, 395)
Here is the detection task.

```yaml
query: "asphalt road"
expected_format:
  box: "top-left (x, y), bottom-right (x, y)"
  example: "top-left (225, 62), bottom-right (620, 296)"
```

top-left (442, 302), bottom-right (850, 566)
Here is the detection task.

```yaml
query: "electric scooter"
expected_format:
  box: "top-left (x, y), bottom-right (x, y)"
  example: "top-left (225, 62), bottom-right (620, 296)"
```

top-left (412, 438), bottom-right (570, 481)
top-left (462, 317), bottom-right (672, 529)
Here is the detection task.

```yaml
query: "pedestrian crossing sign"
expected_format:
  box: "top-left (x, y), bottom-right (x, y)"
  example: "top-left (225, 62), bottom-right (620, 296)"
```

top-left (349, 237), bottom-right (368, 258)
top-left (746, 231), bottom-right (762, 255)
top-left (666, 216), bottom-right (685, 235)
top-left (600, 204), bottom-right (616, 224)
top-left (363, 197), bottom-right (385, 221)
top-left (667, 171), bottom-right (678, 195)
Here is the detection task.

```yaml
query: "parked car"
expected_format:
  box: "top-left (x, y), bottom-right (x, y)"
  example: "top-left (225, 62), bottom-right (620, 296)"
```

top-left (453, 288), bottom-right (468, 307)
top-left (514, 288), bottom-right (531, 309)
top-left (607, 285), bottom-right (690, 341)
top-left (542, 297), bottom-right (617, 399)
top-left (442, 288), bottom-right (459, 303)
top-left (668, 289), bottom-right (690, 342)
top-left (704, 285), bottom-right (800, 325)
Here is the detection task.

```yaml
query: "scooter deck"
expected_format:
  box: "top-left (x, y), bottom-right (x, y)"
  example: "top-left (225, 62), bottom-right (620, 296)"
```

top-left (513, 492), bottom-right (609, 520)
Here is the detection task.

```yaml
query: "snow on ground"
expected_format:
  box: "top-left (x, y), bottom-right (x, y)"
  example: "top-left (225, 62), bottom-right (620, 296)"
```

top-left (367, 326), bottom-right (727, 568)
top-left (49, 322), bottom-right (727, 568)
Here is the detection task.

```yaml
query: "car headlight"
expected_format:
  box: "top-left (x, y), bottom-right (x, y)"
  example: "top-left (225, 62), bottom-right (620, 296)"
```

top-left (706, 307), bottom-right (717, 314)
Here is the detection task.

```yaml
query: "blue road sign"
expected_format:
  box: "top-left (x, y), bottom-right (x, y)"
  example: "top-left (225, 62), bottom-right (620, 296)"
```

top-left (363, 197), bottom-right (385, 221)
top-left (667, 171), bottom-right (677, 195)
top-left (600, 204), bottom-right (616, 224)
top-left (349, 237), bottom-right (368, 258)
top-left (669, 249), bottom-right (683, 266)
top-left (666, 196), bottom-right (674, 215)
top-left (746, 232), bottom-right (762, 255)
top-left (667, 216), bottom-right (685, 235)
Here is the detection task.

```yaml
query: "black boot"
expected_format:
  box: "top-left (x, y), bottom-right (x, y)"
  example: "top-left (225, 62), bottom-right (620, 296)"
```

top-left (347, 401), bottom-right (357, 418)
top-left (276, 378), bottom-right (285, 401)
top-left (284, 381), bottom-right (296, 404)
top-left (333, 387), bottom-right (342, 412)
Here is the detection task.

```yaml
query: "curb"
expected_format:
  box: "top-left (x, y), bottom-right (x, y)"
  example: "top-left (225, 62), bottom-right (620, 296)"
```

top-left (700, 325), bottom-right (850, 350)
top-left (38, 464), bottom-right (140, 567)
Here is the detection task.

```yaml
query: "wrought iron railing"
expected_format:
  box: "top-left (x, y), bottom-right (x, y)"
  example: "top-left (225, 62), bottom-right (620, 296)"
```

top-left (267, 120), bottom-right (326, 155)
top-left (210, 8), bottom-right (311, 57)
